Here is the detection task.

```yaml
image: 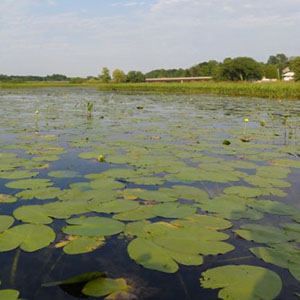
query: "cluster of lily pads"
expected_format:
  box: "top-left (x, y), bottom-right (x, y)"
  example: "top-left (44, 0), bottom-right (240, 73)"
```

top-left (0, 90), bottom-right (300, 299)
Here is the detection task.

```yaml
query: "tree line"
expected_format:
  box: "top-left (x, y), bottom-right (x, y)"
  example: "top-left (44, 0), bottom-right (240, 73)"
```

top-left (1, 54), bottom-right (299, 83)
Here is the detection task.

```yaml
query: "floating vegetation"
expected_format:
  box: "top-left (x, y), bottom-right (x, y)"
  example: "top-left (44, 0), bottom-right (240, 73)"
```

top-left (0, 88), bottom-right (300, 299)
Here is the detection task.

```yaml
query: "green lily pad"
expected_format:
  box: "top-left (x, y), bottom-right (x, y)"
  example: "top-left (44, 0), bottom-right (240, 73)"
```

top-left (271, 159), bottom-right (300, 168)
top-left (89, 179), bottom-right (125, 190)
top-left (89, 199), bottom-right (139, 214)
top-left (234, 224), bottom-right (290, 243)
top-left (171, 185), bottom-right (209, 203)
top-left (198, 196), bottom-right (263, 220)
top-left (63, 216), bottom-right (125, 237)
top-left (0, 216), bottom-right (14, 232)
top-left (13, 206), bottom-right (53, 224)
top-left (42, 271), bottom-right (106, 287)
top-left (245, 175), bottom-right (291, 188)
top-left (0, 224), bottom-right (55, 252)
top-left (5, 179), bottom-right (53, 190)
top-left (127, 238), bottom-right (181, 273)
top-left (172, 214), bottom-right (232, 230)
top-left (152, 202), bottom-right (196, 219)
top-left (48, 170), bottom-right (80, 178)
top-left (127, 220), bottom-right (233, 273)
top-left (0, 170), bottom-right (39, 179)
top-left (250, 243), bottom-right (300, 282)
top-left (200, 265), bottom-right (282, 300)
top-left (113, 206), bottom-right (156, 221)
top-left (16, 187), bottom-right (65, 200)
top-left (247, 199), bottom-right (296, 216)
top-left (0, 194), bottom-right (17, 203)
top-left (124, 220), bottom-right (151, 238)
top-left (58, 236), bottom-right (105, 255)
top-left (0, 289), bottom-right (19, 300)
top-left (82, 277), bottom-right (130, 298)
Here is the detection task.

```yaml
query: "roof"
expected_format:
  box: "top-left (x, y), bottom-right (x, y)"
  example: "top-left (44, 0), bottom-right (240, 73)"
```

top-left (283, 72), bottom-right (295, 77)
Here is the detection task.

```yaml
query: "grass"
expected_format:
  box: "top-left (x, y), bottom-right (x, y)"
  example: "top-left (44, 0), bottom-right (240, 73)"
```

top-left (0, 81), bottom-right (299, 100)
top-left (98, 82), bottom-right (300, 100)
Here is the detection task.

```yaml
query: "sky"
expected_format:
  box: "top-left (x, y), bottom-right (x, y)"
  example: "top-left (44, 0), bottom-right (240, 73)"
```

top-left (0, 0), bottom-right (299, 76)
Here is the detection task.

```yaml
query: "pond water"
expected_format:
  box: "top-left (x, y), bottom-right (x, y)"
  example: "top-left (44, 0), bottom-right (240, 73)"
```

top-left (0, 88), bottom-right (300, 300)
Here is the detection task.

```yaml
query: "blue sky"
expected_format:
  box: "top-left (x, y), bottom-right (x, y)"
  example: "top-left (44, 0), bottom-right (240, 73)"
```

top-left (0, 0), bottom-right (299, 76)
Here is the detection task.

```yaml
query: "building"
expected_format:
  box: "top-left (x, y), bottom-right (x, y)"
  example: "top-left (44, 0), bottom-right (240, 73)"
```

top-left (146, 76), bottom-right (213, 83)
top-left (282, 68), bottom-right (295, 81)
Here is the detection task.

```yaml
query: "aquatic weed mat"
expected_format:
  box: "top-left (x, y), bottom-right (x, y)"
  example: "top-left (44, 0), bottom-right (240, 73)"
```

top-left (0, 88), bottom-right (300, 300)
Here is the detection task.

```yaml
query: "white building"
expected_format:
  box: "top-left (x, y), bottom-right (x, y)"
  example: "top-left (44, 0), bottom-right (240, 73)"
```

top-left (282, 68), bottom-right (295, 81)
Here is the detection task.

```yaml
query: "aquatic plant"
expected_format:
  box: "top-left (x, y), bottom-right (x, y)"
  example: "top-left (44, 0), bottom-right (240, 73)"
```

top-left (86, 101), bottom-right (94, 119)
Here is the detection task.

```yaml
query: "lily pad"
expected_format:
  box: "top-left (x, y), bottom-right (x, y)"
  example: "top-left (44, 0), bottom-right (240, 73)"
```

top-left (250, 243), bottom-right (300, 282)
top-left (234, 224), bottom-right (290, 243)
top-left (0, 170), bottom-right (39, 179)
top-left (89, 199), bottom-right (139, 214)
top-left (56, 236), bottom-right (105, 255)
top-left (5, 179), bottom-right (53, 190)
top-left (0, 224), bottom-right (55, 252)
top-left (63, 216), bottom-right (125, 237)
top-left (0, 216), bottom-right (14, 232)
top-left (0, 194), bottom-right (17, 203)
top-left (83, 277), bottom-right (130, 298)
top-left (152, 202), bottom-right (196, 219)
top-left (0, 289), bottom-right (20, 300)
top-left (200, 265), bottom-right (282, 300)
top-left (48, 170), bottom-right (80, 178)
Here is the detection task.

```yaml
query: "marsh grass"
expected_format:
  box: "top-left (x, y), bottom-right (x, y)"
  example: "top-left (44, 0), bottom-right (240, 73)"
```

top-left (98, 82), bottom-right (300, 100)
top-left (1, 81), bottom-right (299, 100)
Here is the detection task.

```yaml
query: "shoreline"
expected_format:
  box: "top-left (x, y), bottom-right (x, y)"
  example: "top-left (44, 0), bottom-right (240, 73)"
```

top-left (0, 81), bottom-right (299, 100)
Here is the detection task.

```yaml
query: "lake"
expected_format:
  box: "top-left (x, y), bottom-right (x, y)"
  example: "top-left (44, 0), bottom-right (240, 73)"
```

top-left (0, 88), bottom-right (299, 300)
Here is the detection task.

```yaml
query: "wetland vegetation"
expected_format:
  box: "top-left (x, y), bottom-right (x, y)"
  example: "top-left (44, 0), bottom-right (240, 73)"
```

top-left (0, 81), bottom-right (299, 100)
top-left (0, 88), bottom-right (300, 299)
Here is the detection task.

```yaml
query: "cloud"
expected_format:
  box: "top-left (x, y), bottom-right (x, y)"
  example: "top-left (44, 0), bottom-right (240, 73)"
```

top-left (0, 0), bottom-right (299, 76)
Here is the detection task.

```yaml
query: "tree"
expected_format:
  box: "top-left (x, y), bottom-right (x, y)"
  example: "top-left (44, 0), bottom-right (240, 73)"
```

top-left (126, 71), bottom-right (145, 83)
top-left (267, 54), bottom-right (289, 79)
top-left (218, 57), bottom-right (263, 81)
top-left (99, 67), bottom-right (111, 83)
top-left (267, 53), bottom-right (288, 65)
top-left (290, 57), bottom-right (300, 81)
top-left (263, 64), bottom-right (278, 79)
top-left (188, 60), bottom-right (219, 77)
top-left (112, 69), bottom-right (126, 83)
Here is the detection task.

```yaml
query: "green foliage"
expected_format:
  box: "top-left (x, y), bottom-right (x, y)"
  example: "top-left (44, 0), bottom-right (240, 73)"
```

top-left (112, 69), bottom-right (126, 83)
top-left (99, 67), bottom-right (111, 83)
top-left (290, 57), bottom-right (300, 81)
top-left (267, 54), bottom-right (289, 79)
top-left (97, 81), bottom-right (300, 100)
top-left (218, 57), bottom-right (263, 81)
top-left (263, 64), bottom-right (278, 79)
top-left (188, 60), bottom-right (219, 77)
top-left (69, 77), bottom-right (85, 84)
top-left (126, 70), bottom-right (145, 83)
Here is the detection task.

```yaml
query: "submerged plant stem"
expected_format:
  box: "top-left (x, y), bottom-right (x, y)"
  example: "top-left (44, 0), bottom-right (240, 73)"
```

top-left (177, 272), bottom-right (191, 300)
top-left (10, 248), bottom-right (21, 285)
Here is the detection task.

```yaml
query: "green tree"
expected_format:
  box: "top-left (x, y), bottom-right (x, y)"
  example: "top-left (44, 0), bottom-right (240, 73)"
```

top-left (99, 67), bottom-right (111, 83)
top-left (263, 64), bottom-right (278, 79)
top-left (290, 57), bottom-right (300, 81)
top-left (267, 53), bottom-right (288, 65)
top-left (188, 60), bottom-right (219, 77)
top-left (112, 69), bottom-right (126, 83)
top-left (218, 57), bottom-right (262, 81)
top-left (267, 54), bottom-right (289, 79)
top-left (126, 71), bottom-right (145, 83)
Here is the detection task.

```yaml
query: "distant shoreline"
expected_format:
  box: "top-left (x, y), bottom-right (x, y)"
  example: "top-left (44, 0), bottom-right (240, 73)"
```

top-left (0, 81), bottom-right (299, 100)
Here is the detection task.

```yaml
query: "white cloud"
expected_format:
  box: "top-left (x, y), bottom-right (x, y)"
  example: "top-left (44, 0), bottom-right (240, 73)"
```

top-left (0, 0), bottom-right (299, 76)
